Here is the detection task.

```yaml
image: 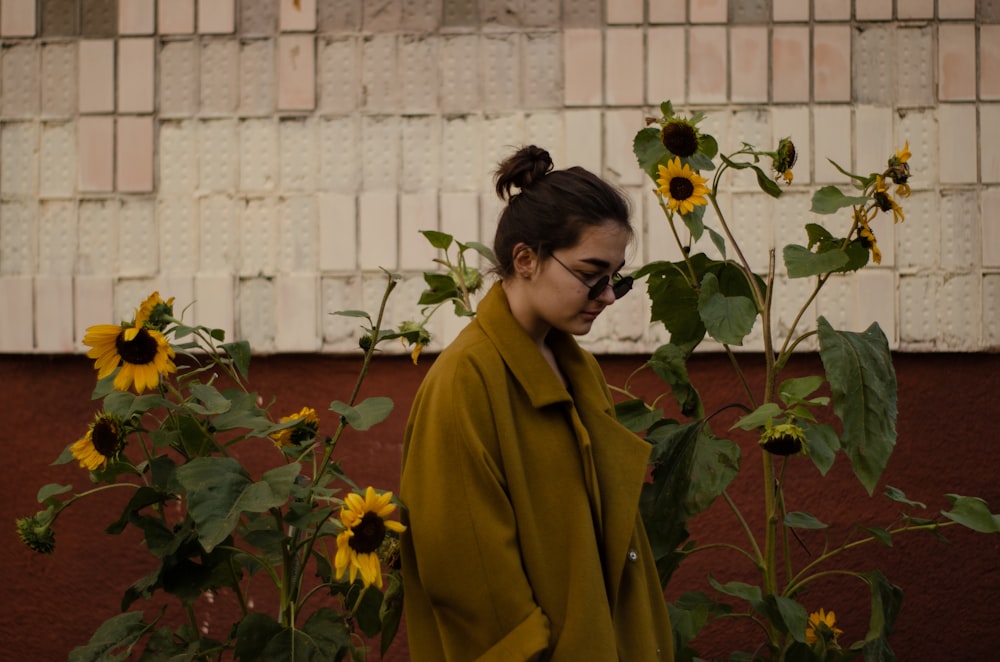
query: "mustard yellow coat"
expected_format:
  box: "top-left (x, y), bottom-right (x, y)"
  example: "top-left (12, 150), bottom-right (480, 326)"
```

top-left (400, 284), bottom-right (673, 661)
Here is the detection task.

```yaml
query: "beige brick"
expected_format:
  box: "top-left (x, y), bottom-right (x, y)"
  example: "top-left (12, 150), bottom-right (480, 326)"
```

top-left (647, 26), bottom-right (685, 106)
top-left (319, 116), bottom-right (362, 193)
top-left (980, 104), bottom-right (1000, 183)
top-left (856, 0), bottom-right (892, 20)
top-left (116, 116), bottom-right (154, 193)
top-left (938, 273), bottom-right (979, 350)
top-left (39, 122), bottom-right (75, 198)
top-left (813, 24), bottom-right (851, 102)
top-left (77, 199), bottom-right (117, 276)
top-left (439, 35), bottom-right (479, 112)
top-left (854, 105), bottom-right (893, 176)
top-left (772, 0), bottom-right (807, 21)
top-left (318, 37), bottom-right (360, 114)
top-left (158, 0), bottom-right (195, 33)
top-left (358, 191), bottom-right (398, 270)
top-left (938, 23), bottom-right (976, 101)
top-left (523, 33), bottom-right (562, 110)
top-left (401, 115), bottom-right (441, 192)
top-left (78, 116), bottom-right (114, 192)
top-left (199, 195), bottom-right (239, 274)
top-left (200, 40), bottom-right (239, 115)
top-left (280, 118), bottom-right (318, 192)
top-left (34, 276), bottom-right (74, 352)
top-left (118, 39), bottom-right (155, 113)
top-left (158, 197), bottom-right (199, 274)
top-left (940, 190), bottom-right (978, 271)
top-left (400, 192), bottom-right (439, 271)
top-left (240, 197), bottom-right (278, 276)
top-left (280, 0), bottom-right (316, 31)
top-left (318, 192), bottom-right (357, 272)
top-left (814, 0), bottom-right (850, 20)
top-left (604, 108), bottom-right (644, 187)
top-left (690, 0), bottom-right (726, 23)
top-left (199, 119), bottom-right (238, 192)
top-left (938, 104), bottom-right (978, 184)
top-left (812, 105), bottom-right (852, 183)
top-left (981, 187), bottom-right (1000, 266)
top-left (159, 40), bottom-right (199, 116)
top-left (240, 39), bottom-right (276, 116)
top-left (193, 275), bottom-right (235, 343)
top-left (78, 40), bottom-right (115, 113)
top-left (940, 0), bottom-right (976, 19)
top-left (441, 115), bottom-right (480, 192)
top-left (1, 0), bottom-right (35, 36)
top-left (731, 26), bottom-right (768, 103)
top-left (277, 34), bottom-right (316, 110)
top-left (649, 0), bottom-right (685, 23)
top-left (159, 120), bottom-right (198, 193)
top-left (118, 198), bottom-right (157, 277)
top-left (441, 191), bottom-right (480, 245)
top-left (119, 0), bottom-right (155, 34)
top-left (399, 35), bottom-right (437, 113)
top-left (73, 275), bottom-right (114, 351)
top-left (895, 25), bottom-right (934, 107)
top-left (41, 42), bottom-right (76, 117)
top-left (1, 122), bottom-right (36, 196)
top-left (895, 191), bottom-right (938, 270)
top-left (564, 29), bottom-right (602, 106)
top-left (605, 28), bottom-right (644, 106)
top-left (897, 0), bottom-right (934, 19)
top-left (980, 25), bottom-right (1000, 100)
top-left (0, 277), bottom-right (34, 351)
top-left (198, 0), bottom-right (235, 33)
top-left (278, 195), bottom-right (319, 272)
top-left (239, 119), bottom-right (279, 192)
top-left (772, 26), bottom-right (809, 103)
top-left (38, 201), bottom-right (76, 275)
top-left (564, 109), bottom-right (602, 172)
top-left (362, 34), bottom-right (399, 113)
top-left (237, 278), bottom-right (276, 352)
top-left (607, 0), bottom-right (643, 23)
top-left (689, 26), bottom-right (727, 104)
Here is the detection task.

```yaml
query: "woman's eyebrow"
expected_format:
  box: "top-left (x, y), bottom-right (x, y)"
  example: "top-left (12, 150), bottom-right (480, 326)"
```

top-left (580, 257), bottom-right (627, 271)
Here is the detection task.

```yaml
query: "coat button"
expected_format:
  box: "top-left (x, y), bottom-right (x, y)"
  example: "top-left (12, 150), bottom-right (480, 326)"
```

top-left (627, 549), bottom-right (638, 562)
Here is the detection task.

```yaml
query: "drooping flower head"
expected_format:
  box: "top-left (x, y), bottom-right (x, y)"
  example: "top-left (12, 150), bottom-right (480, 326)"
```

top-left (137, 291), bottom-right (175, 332)
top-left (656, 157), bottom-right (710, 215)
top-left (16, 513), bottom-right (56, 554)
top-left (661, 117), bottom-right (701, 158)
top-left (270, 406), bottom-right (320, 448)
top-left (70, 412), bottom-right (127, 471)
top-left (84, 295), bottom-right (177, 394)
top-left (805, 608), bottom-right (844, 648)
top-left (887, 140), bottom-right (911, 195)
top-left (772, 137), bottom-right (797, 184)
top-left (758, 420), bottom-right (807, 456)
top-left (873, 175), bottom-right (905, 224)
top-left (334, 487), bottom-right (406, 589)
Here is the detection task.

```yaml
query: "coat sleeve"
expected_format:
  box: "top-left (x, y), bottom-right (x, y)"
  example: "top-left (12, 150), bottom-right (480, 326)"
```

top-left (401, 354), bottom-right (551, 661)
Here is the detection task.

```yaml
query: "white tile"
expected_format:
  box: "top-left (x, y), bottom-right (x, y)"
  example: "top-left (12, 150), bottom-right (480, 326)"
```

top-left (938, 273), bottom-right (979, 350)
top-left (277, 34), bottom-right (316, 110)
top-left (119, 198), bottom-right (158, 277)
top-left (159, 120), bottom-right (198, 193)
top-left (200, 40), bottom-right (239, 115)
top-left (814, 0), bottom-right (850, 20)
top-left (275, 274), bottom-right (320, 351)
top-left (939, 0), bottom-right (976, 18)
top-left (398, 35), bottom-right (437, 113)
top-left (856, 0), bottom-right (892, 20)
top-left (898, 274), bottom-right (937, 346)
top-left (119, 0), bottom-right (155, 34)
top-left (158, 0), bottom-right (195, 33)
top-left (647, 27), bottom-right (686, 106)
top-left (564, 109), bottom-right (602, 173)
top-left (198, 0), bottom-right (235, 33)
top-left (159, 40), bottom-right (199, 116)
top-left (74, 275), bottom-right (114, 352)
top-left (278, 195), bottom-right (319, 272)
top-left (940, 190), bottom-right (979, 271)
top-left (441, 115), bottom-right (481, 192)
top-left (199, 119), bottom-right (239, 192)
top-left (41, 42), bottom-right (76, 117)
top-left (320, 274), bottom-right (364, 351)
top-left (359, 191), bottom-right (398, 270)
top-left (812, 105), bottom-right (852, 182)
top-left (982, 187), bottom-right (1000, 267)
top-left (604, 108), bottom-right (645, 187)
top-left (78, 40), bottom-right (115, 114)
top-left (439, 35), bottom-right (479, 112)
top-left (400, 192), bottom-right (439, 271)
top-left (773, 0), bottom-right (808, 20)
top-left (605, 28), bottom-right (644, 105)
top-left (319, 116), bottom-right (362, 193)
top-left (563, 29), bottom-right (602, 106)
top-left (194, 274), bottom-right (235, 345)
top-left (362, 34), bottom-right (398, 113)
top-left (690, 0), bottom-right (726, 22)
top-left (37, 201), bottom-right (76, 276)
top-left (0, 277), bottom-right (33, 351)
top-left (854, 106), bottom-right (893, 176)
top-left (938, 104), bottom-right (978, 184)
top-left (649, 0), bottom-right (685, 23)
top-left (1, 121), bottom-right (37, 196)
top-left (158, 197), bottom-right (199, 274)
top-left (318, 36), bottom-right (359, 114)
top-left (983, 275), bottom-right (1000, 348)
top-left (1, 42), bottom-right (38, 117)
top-left (895, 25), bottom-right (935, 107)
top-left (240, 38), bottom-right (276, 116)
top-left (199, 195), bottom-right (239, 274)
top-left (237, 277), bottom-right (275, 352)
top-left (279, 0), bottom-right (316, 31)
top-left (362, 115), bottom-right (402, 191)
top-left (688, 25), bottom-right (727, 104)
top-left (401, 115), bottom-right (441, 192)
top-left (606, 0), bottom-right (642, 23)
top-left (77, 199), bottom-right (117, 276)
top-left (440, 192), bottom-right (480, 245)
top-left (240, 197), bottom-right (278, 276)
top-left (854, 269), bottom-right (897, 348)
top-left (116, 115), bottom-right (155, 193)
top-left (239, 118), bottom-right (279, 192)
top-left (319, 192), bottom-right (358, 272)
top-left (1, 0), bottom-right (35, 36)
top-left (279, 118), bottom-right (318, 192)
top-left (481, 113), bottom-right (524, 194)
top-left (896, 191), bottom-right (939, 270)
top-left (523, 32), bottom-right (561, 109)
top-left (35, 276), bottom-right (75, 353)
top-left (980, 104), bottom-right (1000, 183)
top-left (39, 123), bottom-right (75, 199)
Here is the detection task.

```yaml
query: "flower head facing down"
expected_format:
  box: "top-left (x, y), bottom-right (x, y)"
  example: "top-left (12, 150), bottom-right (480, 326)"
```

top-left (84, 297), bottom-right (177, 394)
top-left (887, 141), bottom-right (912, 196)
top-left (334, 487), bottom-right (406, 589)
top-left (805, 608), bottom-right (844, 648)
top-left (660, 118), bottom-right (701, 157)
top-left (71, 412), bottom-right (127, 471)
top-left (137, 291), bottom-right (175, 332)
top-left (656, 157), bottom-right (710, 215)
top-left (271, 407), bottom-right (320, 448)
top-left (773, 137), bottom-right (797, 184)
top-left (758, 420), bottom-right (807, 457)
top-left (874, 175), bottom-right (905, 224)
top-left (16, 513), bottom-right (56, 554)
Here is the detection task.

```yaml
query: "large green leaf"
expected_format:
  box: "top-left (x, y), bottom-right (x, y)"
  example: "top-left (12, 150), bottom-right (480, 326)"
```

top-left (803, 422), bottom-right (840, 476)
top-left (175, 458), bottom-right (300, 552)
top-left (647, 343), bottom-right (702, 418)
top-left (783, 243), bottom-right (850, 278)
top-left (859, 569), bottom-right (903, 662)
top-left (188, 382), bottom-right (232, 415)
top-left (614, 398), bottom-right (665, 433)
top-left (810, 185), bottom-right (869, 214)
top-left (69, 611), bottom-right (152, 662)
top-left (329, 396), bottom-right (394, 431)
top-left (697, 272), bottom-right (758, 346)
top-left (942, 494), bottom-right (1000, 533)
top-left (817, 318), bottom-right (897, 495)
top-left (221, 340), bottom-right (252, 380)
top-left (420, 229), bottom-right (453, 250)
top-left (634, 126), bottom-right (669, 180)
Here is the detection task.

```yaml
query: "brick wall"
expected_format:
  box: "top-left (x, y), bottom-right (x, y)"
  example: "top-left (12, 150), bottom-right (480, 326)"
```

top-left (1, 0), bottom-right (998, 354)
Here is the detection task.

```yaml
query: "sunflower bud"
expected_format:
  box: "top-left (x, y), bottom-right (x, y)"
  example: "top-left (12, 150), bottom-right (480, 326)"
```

top-left (772, 137), bottom-right (797, 185)
top-left (758, 421), bottom-right (807, 456)
top-left (16, 513), bottom-right (56, 554)
top-left (359, 335), bottom-right (373, 352)
top-left (661, 119), bottom-right (700, 157)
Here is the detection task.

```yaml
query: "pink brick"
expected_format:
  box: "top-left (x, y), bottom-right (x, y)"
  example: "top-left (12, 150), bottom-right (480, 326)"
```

top-left (74, 276), bottom-right (114, 351)
top-left (897, 0), bottom-right (934, 19)
top-left (158, 0), bottom-right (195, 34)
top-left (116, 116), bottom-right (154, 192)
top-left (772, 26), bottom-right (809, 103)
top-left (605, 28), bottom-right (643, 105)
top-left (856, 0), bottom-right (892, 21)
top-left (35, 276), bottom-right (75, 353)
top-left (78, 116), bottom-right (114, 192)
top-left (938, 24), bottom-right (976, 101)
top-left (814, 0), bottom-right (850, 20)
top-left (772, 0), bottom-right (807, 21)
top-left (119, 0), bottom-right (155, 34)
top-left (647, 26), bottom-right (686, 105)
top-left (1, 0), bottom-right (35, 36)
top-left (564, 29), bottom-right (602, 106)
top-left (980, 26), bottom-right (1000, 100)
top-left (649, 0), bottom-right (684, 23)
top-left (690, 0), bottom-right (726, 23)
top-left (939, 0), bottom-right (975, 19)
top-left (78, 40), bottom-right (115, 113)
top-left (938, 103), bottom-right (978, 184)
top-left (813, 25), bottom-right (851, 102)
top-left (980, 105), bottom-right (1000, 182)
top-left (198, 0), bottom-right (235, 34)
top-left (688, 26), bottom-right (727, 104)
top-left (277, 34), bottom-right (315, 110)
top-left (606, 0), bottom-right (642, 24)
top-left (730, 26), bottom-right (768, 103)
top-left (319, 192), bottom-right (357, 272)
top-left (280, 0), bottom-right (316, 31)
top-left (118, 39), bottom-right (155, 113)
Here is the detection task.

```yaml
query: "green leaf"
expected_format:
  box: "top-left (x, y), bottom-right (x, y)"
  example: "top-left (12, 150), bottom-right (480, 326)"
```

top-left (354, 585), bottom-right (385, 638)
top-left (418, 272), bottom-right (459, 306)
top-left (698, 133), bottom-right (719, 159)
top-left (709, 575), bottom-right (762, 604)
top-left (614, 398), bottom-right (664, 433)
top-left (220, 340), bottom-right (252, 380)
top-left (884, 485), bottom-right (926, 509)
top-left (647, 343), bottom-right (702, 418)
top-left (778, 375), bottom-right (826, 404)
top-left (188, 382), bottom-right (232, 415)
top-left (680, 203), bottom-right (706, 241)
top-left (863, 526), bottom-right (894, 547)
top-left (730, 402), bottom-right (782, 431)
top-left (753, 164), bottom-right (783, 198)
top-left (804, 423), bottom-right (840, 476)
top-left (175, 458), bottom-right (300, 552)
top-left (301, 607), bottom-right (352, 659)
top-left (329, 396), bottom-right (394, 431)
top-left (860, 569), bottom-right (903, 661)
top-left (942, 494), bottom-right (1000, 533)
top-left (784, 511), bottom-right (828, 529)
top-left (379, 572), bottom-right (405, 655)
top-left (420, 229), bottom-right (454, 250)
top-left (773, 596), bottom-right (809, 643)
top-left (810, 185), bottom-right (869, 214)
top-left (697, 272), bottom-right (758, 346)
top-left (37, 483), bottom-right (72, 504)
top-left (461, 240), bottom-right (498, 266)
top-left (333, 309), bottom-right (372, 319)
top-left (706, 226), bottom-right (727, 259)
top-left (783, 244), bottom-right (851, 278)
top-left (69, 611), bottom-right (153, 662)
top-left (634, 126), bottom-right (669, 180)
top-left (176, 414), bottom-right (218, 458)
top-left (818, 318), bottom-right (897, 495)
top-left (105, 486), bottom-right (173, 535)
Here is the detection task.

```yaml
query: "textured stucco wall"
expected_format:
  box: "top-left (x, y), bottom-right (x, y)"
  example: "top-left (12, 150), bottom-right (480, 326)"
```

top-left (0, 0), bottom-right (998, 355)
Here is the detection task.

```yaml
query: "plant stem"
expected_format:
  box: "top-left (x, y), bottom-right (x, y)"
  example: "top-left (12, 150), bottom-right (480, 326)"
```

top-left (722, 490), bottom-right (764, 566)
top-left (683, 541), bottom-right (761, 567)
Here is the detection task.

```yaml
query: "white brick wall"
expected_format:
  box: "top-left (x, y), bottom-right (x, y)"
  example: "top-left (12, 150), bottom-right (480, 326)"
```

top-left (0, 2), bottom-right (998, 354)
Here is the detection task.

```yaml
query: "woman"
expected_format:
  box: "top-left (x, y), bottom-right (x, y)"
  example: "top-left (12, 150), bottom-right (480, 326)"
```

top-left (400, 146), bottom-right (673, 661)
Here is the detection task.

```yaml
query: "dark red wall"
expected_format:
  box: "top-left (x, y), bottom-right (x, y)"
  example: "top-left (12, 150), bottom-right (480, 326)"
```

top-left (2, 352), bottom-right (998, 659)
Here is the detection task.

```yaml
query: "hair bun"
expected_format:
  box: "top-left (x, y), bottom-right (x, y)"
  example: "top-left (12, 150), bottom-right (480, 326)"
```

top-left (494, 145), bottom-right (554, 200)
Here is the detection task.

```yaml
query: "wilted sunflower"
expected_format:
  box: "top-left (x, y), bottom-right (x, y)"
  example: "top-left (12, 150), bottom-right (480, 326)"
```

top-left (805, 608), bottom-right (844, 647)
top-left (887, 141), bottom-right (911, 196)
top-left (873, 175), bottom-right (905, 224)
top-left (16, 513), bottom-right (56, 554)
top-left (270, 406), bottom-right (320, 448)
top-left (772, 137), bottom-right (797, 184)
top-left (660, 117), bottom-right (701, 157)
top-left (70, 412), bottom-right (127, 471)
top-left (137, 291), bottom-right (175, 332)
top-left (84, 303), bottom-right (177, 394)
top-left (334, 487), bottom-right (406, 589)
top-left (656, 157), bottom-right (710, 215)
top-left (758, 420), bottom-right (807, 456)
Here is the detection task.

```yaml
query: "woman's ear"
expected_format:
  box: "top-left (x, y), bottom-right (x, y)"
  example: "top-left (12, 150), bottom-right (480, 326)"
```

top-left (511, 243), bottom-right (538, 278)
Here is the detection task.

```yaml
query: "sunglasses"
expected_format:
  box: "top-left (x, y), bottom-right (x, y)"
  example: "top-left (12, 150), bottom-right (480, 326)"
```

top-left (550, 253), bottom-right (634, 300)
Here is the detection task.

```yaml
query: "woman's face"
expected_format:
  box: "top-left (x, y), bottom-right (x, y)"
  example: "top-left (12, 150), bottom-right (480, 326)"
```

top-left (508, 221), bottom-right (630, 342)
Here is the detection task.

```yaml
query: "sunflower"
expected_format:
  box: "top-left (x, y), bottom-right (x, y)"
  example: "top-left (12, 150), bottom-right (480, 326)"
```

top-left (270, 406), bottom-right (320, 448)
top-left (16, 513), bottom-right (56, 554)
top-left (805, 608), bottom-right (844, 647)
top-left (656, 157), bottom-right (710, 215)
top-left (660, 117), bottom-right (701, 157)
top-left (772, 137), bottom-right (797, 184)
top-left (137, 291), bottom-right (175, 332)
top-left (70, 412), bottom-right (126, 471)
top-left (758, 420), bottom-right (807, 456)
top-left (873, 175), bottom-right (905, 224)
top-left (84, 312), bottom-right (176, 394)
top-left (334, 487), bottom-right (406, 589)
top-left (887, 141), bottom-right (911, 195)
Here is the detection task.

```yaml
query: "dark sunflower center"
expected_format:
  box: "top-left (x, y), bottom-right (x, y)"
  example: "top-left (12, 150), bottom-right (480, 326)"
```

top-left (761, 435), bottom-right (802, 456)
top-left (349, 511), bottom-right (386, 554)
top-left (116, 328), bottom-right (160, 365)
top-left (661, 122), bottom-right (699, 157)
top-left (669, 176), bottom-right (695, 201)
top-left (289, 423), bottom-right (318, 445)
top-left (91, 419), bottom-right (121, 458)
top-left (874, 192), bottom-right (893, 212)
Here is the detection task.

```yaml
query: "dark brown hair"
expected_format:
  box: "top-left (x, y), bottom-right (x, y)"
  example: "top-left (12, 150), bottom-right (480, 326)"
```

top-left (492, 145), bottom-right (633, 277)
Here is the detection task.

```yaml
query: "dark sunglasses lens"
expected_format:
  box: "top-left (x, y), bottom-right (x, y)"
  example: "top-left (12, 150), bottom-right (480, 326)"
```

top-left (587, 275), bottom-right (611, 300)
top-left (612, 276), bottom-right (633, 299)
